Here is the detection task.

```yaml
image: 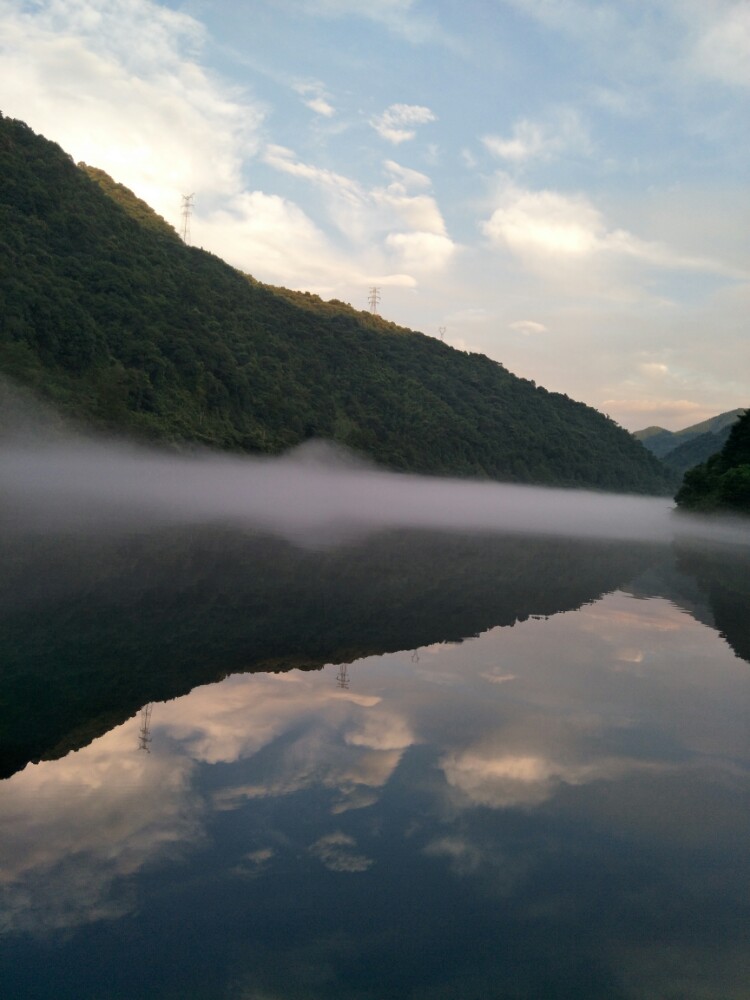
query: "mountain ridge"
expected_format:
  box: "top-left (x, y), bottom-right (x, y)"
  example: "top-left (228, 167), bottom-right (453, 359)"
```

top-left (0, 114), bottom-right (674, 494)
top-left (634, 408), bottom-right (745, 465)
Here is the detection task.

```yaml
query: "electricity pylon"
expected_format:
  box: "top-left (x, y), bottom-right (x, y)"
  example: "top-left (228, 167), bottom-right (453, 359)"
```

top-left (180, 193), bottom-right (194, 244)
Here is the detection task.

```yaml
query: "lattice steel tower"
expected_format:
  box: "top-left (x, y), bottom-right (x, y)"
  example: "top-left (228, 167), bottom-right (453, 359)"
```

top-left (368, 286), bottom-right (381, 315)
top-left (137, 703), bottom-right (153, 752)
top-left (180, 193), bottom-right (195, 244)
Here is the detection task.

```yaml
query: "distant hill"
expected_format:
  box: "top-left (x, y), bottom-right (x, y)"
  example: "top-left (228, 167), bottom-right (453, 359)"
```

top-left (675, 410), bottom-right (750, 513)
top-left (634, 409), bottom-right (745, 470)
top-left (0, 114), bottom-right (674, 494)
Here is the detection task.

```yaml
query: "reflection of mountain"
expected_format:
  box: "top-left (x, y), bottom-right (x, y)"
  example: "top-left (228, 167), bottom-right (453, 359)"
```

top-left (0, 528), bottom-right (657, 778)
top-left (673, 547), bottom-right (750, 665)
top-left (625, 544), bottom-right (750, 666)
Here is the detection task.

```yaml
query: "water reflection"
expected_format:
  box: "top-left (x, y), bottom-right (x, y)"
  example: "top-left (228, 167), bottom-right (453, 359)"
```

top-left (0, 529), bottom-right (658, 778)
top-left (2, 587), bottom-right (748, 999)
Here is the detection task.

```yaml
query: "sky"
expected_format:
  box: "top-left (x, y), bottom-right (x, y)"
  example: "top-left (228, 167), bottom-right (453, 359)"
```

top-left (1, 0), bottom-right (748, 430)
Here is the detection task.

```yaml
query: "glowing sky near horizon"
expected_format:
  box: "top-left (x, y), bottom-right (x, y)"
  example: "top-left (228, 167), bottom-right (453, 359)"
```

top-left (0, 0), bottom-right (748, 430)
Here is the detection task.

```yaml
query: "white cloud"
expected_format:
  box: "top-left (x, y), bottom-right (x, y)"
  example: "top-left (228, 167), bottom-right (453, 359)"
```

top-left (692, 1), bottom-right (750, 87)
top-left (482, 108), bottom-right (590, 164)
top-left (639, 362), bottom-right (669, 377)
top-left (383, 159), bottom-right (432, 191)
top-left (290, 0), bottom-right (454, 46)
top-left (373, 189), bottom-right (446, 234)
top-left (483, 184), bottom-right (603, 257)
top-left (261, 145), bottom-right (456, 276)
top-left (386, 231), bottom-right (456, 272)
top-left (481, 180), bottom-right (744, 286)
top-left (294, 80), bottom-right (336, 117)
top-left (370, 103), bottom-right (436, 144)
top-left (509, 320), bottom-right (548, 336)
top-left (0, 0), bottom-right (263, 223)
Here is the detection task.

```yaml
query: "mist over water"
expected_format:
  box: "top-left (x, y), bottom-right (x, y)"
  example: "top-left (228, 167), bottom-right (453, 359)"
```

top-left (2, 432), bottom-right (749, 550)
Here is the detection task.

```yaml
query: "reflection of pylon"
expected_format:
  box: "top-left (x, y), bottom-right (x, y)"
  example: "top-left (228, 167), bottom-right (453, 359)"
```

top-left (138, 703), bottom-right (153, 752)
top-left (411, 649), bottom-right (420, 663)
top-left (336, 664), bottom-right (351, 689)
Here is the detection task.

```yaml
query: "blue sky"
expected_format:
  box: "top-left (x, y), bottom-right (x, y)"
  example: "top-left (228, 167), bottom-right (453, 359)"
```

top-left (2, 0), bottom-right (748, 429)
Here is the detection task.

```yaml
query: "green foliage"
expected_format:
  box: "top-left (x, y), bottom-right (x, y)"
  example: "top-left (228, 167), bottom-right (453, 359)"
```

top-left (675, 410), bottom-right (750, 513)
top-left (0, 113), bottom-right (675, 493)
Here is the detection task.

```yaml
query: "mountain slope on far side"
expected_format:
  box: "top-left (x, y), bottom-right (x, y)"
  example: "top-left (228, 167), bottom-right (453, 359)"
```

top-left (676, 410), bottom-right (750, 513)
top-left (0, 114), bottom-right (674, 494)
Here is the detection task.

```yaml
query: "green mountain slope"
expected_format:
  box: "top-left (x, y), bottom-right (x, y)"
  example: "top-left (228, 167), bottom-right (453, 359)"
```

top-left (662, 426), bottom-right (734, 476)
top-left (675, 410), bottom-right (750, 513)
top-left (0, 114), bottom-right (674, 493)
top-left (634, 408), bottom-right (745, 460)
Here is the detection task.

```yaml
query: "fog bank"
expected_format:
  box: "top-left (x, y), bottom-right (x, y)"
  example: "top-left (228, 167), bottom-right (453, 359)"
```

top-left (2, 435), bottom-right (749, 550)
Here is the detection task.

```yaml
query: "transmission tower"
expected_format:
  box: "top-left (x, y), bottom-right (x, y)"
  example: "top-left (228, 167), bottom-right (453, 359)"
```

top-left (180, 193), bottom-right (195, 244)
top-left (137, 703), bottom-right (153, 752)
top-left (438, 326), bottom-right (446, 341)
top-left (368, 286), bottom-right (381, 315)
top-left (336, 664), bottom-right (351, 690)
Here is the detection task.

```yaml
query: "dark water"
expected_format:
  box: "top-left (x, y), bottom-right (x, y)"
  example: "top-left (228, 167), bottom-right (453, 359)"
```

top-left (1, 528), bottom-right (749, 999)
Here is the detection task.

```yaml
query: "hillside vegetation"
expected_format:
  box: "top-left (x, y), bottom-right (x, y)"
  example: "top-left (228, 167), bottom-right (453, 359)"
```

top-left (635, 409), bottom-right (745, 474)
top-left (675, 410), bottom-right (750, 513)
top-left (0, 114), bottom-right (674, 493)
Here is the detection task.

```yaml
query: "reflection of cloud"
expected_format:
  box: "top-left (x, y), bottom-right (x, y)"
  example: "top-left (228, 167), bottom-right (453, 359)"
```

top-left (213, 736), bottom-right (404, 816)
top-left (0, 722), bottom-right (201, 933)
top-left (309, 832), bottom-right (373, 872)
top-left (160, 672), bottom-right (379, 765)
top-left (440, 749), bottom-right (661, 809)
top-left (344, 710), bottom-right (415, 751)
top-left (232, 847), bottom-right (275, 878)
top-left (423, 835), bottom-right (484, 875)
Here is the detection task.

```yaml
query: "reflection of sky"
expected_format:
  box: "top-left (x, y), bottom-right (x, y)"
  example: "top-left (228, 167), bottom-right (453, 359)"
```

top-left (1, 592), bottom-right (749, 999)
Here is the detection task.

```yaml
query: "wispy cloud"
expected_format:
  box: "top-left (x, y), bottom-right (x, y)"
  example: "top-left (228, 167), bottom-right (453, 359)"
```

top-left (0, 0), bottom-right (264, 221)
top-left (482, 108), bottom-right (591, 164)
top-left (289, 0), bottom-right (455, 46)
top-left (509, 320), bottom-right (548, 336)
top-left (691, 1), bottom-right (750, 88)
top-left (482, 180), bottom-right (745, 282)
top-left (294, 80), bottom-right (336, 117)
top-left (370, 103), bottom-right (437, 144)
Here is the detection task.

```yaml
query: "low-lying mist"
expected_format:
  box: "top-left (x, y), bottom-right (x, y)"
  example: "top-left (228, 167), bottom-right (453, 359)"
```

top-left (2, 428), bottom-right (749, 550)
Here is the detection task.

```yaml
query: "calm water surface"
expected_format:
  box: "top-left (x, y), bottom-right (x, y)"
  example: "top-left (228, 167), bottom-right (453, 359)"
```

top-left (1, 532), bottom-right (749, 999)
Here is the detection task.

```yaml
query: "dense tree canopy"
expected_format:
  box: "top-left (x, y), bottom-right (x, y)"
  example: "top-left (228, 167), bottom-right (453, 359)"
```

top-left (0, 114), bottom-right (675, 493)
top-left (675, 410), bottom-right (750, 513)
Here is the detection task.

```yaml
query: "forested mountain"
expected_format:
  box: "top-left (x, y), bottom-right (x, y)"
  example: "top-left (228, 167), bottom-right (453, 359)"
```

top-left (675, 410), bottom-right (750, 513)
top-left (661, 427), bottom-right (734, 476)
top-left (634, 408), bottom-right (745, 471)
top-left (0, 114), bottom-right (674, 493)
